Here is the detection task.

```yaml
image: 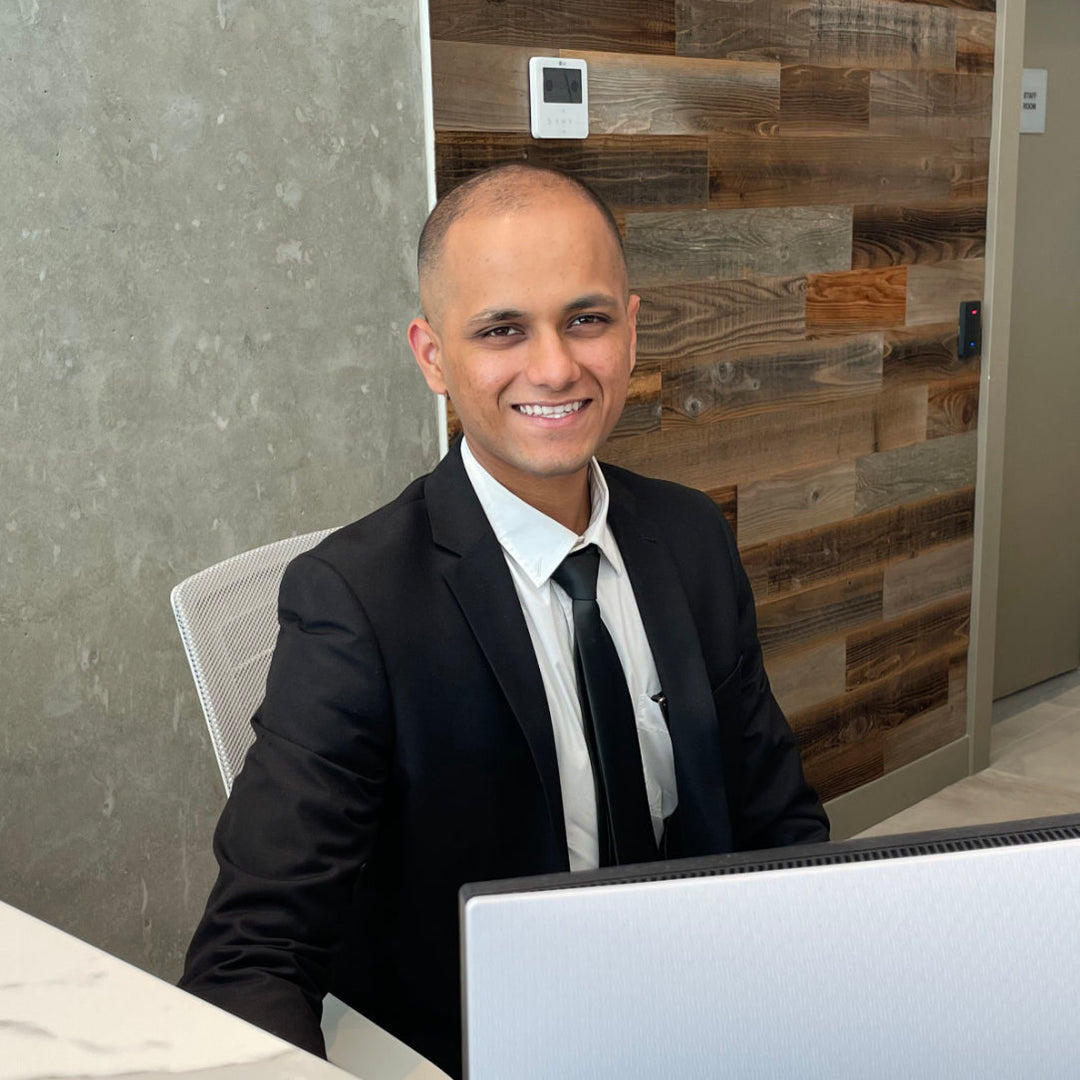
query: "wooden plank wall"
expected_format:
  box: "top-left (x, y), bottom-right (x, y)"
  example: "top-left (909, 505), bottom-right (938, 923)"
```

top-left (430, 0), bottom-right (992, 803)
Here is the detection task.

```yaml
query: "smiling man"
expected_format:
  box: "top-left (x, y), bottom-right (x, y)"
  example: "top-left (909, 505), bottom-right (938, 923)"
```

top-left (180, 165), bottom-right (829, 1079)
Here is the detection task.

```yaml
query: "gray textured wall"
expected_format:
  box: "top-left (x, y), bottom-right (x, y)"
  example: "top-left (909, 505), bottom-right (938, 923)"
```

top-left (0, 0), bottom-right (435, 980)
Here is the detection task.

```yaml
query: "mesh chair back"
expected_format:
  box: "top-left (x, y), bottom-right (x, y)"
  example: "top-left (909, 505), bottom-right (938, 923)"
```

top-left (171, 528), bottom-right (337, 792)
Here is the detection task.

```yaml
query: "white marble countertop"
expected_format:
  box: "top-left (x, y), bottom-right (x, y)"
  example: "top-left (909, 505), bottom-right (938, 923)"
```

top-left (0, 899), bottom-right (355, 1080)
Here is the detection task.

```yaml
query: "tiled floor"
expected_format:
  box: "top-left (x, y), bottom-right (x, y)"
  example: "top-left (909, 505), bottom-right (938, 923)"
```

top-left (860, 666), bottom-right (1080, 837)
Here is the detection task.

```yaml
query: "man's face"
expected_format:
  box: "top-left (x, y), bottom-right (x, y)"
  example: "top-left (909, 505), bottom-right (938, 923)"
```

top-left (409, 188), bottom-right (639, 501)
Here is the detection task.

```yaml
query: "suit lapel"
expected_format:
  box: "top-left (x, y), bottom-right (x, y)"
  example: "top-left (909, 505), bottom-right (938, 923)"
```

top-left (606, 475), bottom-right (734, 857)
top-left (425, 443), bottom-right (568, 865)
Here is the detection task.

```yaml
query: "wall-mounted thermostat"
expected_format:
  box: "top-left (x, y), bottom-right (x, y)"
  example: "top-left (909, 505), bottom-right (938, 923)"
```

top-left (529, 56), bottom-right (588, 140)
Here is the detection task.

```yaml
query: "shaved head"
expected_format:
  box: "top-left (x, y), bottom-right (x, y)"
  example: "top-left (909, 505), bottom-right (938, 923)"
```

top-left (417, 165), bottom-right (625, 322)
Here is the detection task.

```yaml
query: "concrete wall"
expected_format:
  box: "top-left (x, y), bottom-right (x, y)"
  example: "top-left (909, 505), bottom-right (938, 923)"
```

top-left (993, 0), bottom-right (1080, 697)
top-left (0, 0), bottom-right (435, 980)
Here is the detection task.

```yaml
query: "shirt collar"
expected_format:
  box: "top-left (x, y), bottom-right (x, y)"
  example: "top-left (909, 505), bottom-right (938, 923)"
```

top-left (460, 437), bottom-right (626, 588)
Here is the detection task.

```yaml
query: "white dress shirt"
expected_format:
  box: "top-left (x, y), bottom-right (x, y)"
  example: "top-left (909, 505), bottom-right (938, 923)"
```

top-left (460, 438), bottom-right (678, 871)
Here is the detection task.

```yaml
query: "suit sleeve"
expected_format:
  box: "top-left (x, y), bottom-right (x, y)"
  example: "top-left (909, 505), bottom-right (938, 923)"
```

top-left (179, 551), bottom-right (393, 1056)
top-left (714, 506), bottom-right (831, 851)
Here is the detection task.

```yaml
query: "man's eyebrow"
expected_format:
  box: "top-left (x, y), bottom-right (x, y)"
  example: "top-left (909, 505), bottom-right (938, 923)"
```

top-left (565, 293), bottom-right (619, 312)
top-left (463, 294), bottom-right (620, 330)
top-left (464, 307), bottom-right (526, 329)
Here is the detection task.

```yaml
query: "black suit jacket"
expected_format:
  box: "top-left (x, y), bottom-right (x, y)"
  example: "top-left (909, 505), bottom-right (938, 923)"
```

top-left (180, 441), bottom-right (828, 1077)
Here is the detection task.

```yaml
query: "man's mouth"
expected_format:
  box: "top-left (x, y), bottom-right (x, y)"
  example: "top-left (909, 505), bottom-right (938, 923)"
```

top-left (513, 400), bottom-right (587, 419)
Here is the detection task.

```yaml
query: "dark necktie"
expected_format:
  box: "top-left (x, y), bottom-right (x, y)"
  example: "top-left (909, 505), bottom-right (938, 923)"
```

top-left (552, 545), bottom-right (658, 867)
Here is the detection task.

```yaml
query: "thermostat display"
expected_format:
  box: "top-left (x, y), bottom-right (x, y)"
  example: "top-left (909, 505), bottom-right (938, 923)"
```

top-left (529, 56), bottom-right (588, 139)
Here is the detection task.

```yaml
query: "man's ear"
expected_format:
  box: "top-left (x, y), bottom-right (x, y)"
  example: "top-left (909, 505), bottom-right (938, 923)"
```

top-left (408, 317), bottom-right (447, 396)
top-left (626, 293), bottom-right (640, 374)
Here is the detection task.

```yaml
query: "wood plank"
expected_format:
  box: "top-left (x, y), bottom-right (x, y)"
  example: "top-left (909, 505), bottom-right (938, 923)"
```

top-left (927, 374), bottom-right (980, 438)
top-left (705, 484), bottom-right (738, 535)
top-left (756, 567), bottom-right (883, 659)
top-left (779, 64), bottom-right (870, 135)
top-left (873, 386), bottom-right (928, 451)
top-left (856, 430), bottom-right (977, 514)
top-left (624, 205), bottom-right (852, 286)
top-left (956, 12), bottom-right (996, 74)
top-left (609, 362), bottom-right (662, 440)
top-left (635, 276), bottom-right (806, 362)
top-left (434, 133), bottom-right (709, 209)
top-left (737, 461), bottom-right (856, 547)
top-left (884, 323), bottom-right (979, 385)
top-left (662, 334), bottom-right (882, 425)
top-left (882, 699), bottom-right (966, 772)
top-left (846, 594), bottom-right (971, 688)
top-left (852, 201), bottom-right (987, 268)
top-left (883, 537), bottom-right (975, 619)
top-left (676, 0), bottom-right (811, 63)
top-left (709, 136), bottom-right (971, 210)
top-left (951, 137), bottom-right (991, 200)
top-left (432, 42), bottom-right (532, 132)
top-left (792, 655), bottom-right (951, 764)
top-left (563, 49), bottom-right (780, 136)
top-left (431, 0), bottom-right (676, 55)
top-left (810, 0), bottom-right (957, 72)
top-left (870, 71), bottom-right (993, 138)
top-left (599, 393), bottom-right (877, 492)
top-left (806, 267), bottom-right (908, 333)
top-left (903, 0), bottom-right (994, 10)
top-left (803, 736), bottom-right (883, 801)
top-left (906, 258), bottom-right (985, 325)
top-left (766, 637), bottom-right (848, 716)
top-left (740, 486), bottom-right (976, 599)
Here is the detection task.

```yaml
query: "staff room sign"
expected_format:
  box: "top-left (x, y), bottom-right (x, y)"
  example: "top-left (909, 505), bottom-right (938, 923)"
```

top-left (1021, 69), bottom-right (1048, 134)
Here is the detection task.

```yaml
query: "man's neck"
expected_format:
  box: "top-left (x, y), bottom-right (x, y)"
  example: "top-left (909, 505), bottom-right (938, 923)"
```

top-left (511, 470), bottom-right (592, 535)
top-left (463, 441), bottom-right (592, 534)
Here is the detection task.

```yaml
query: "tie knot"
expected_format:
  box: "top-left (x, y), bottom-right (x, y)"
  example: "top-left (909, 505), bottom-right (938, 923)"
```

top-left (552, 544), bottom-right (601, 601)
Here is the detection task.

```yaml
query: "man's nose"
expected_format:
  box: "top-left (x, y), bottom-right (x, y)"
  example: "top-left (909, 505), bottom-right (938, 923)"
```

top-left (525, 330), bottom-right (580, 389)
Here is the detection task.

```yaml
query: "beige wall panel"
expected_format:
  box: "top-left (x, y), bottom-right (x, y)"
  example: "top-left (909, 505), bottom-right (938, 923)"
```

top-left (766, 638), bottom-right (848, 715)
top-left (883, 537), bottom-right (976, 620)
top-left (624, 205), bottom-right (852, 285)
top-left (737, 461), bottom-right (857, 547)
top-left (662, 334), bottom-right (882, 425)
top-left (994, 0), bottom-right (1080, 696)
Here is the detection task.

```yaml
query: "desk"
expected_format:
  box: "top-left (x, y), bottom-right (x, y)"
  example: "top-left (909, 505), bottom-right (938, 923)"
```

top-left (0, 899), bottom-right (353, 1080)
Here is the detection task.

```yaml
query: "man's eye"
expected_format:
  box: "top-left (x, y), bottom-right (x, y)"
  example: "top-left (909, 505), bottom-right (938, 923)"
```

top-left (570, 313), bottom-right (609, 328)
top-left (482, 325), bottom-right (521, 338)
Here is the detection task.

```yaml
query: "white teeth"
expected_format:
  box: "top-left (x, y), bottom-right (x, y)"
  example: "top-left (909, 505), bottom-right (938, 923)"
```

top-left (517, 401), bottom-right (585, 418)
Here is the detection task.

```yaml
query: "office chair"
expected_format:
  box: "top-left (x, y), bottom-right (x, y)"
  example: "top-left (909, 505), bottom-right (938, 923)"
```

top-left (171, 528), bottom-right (447, 1080)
